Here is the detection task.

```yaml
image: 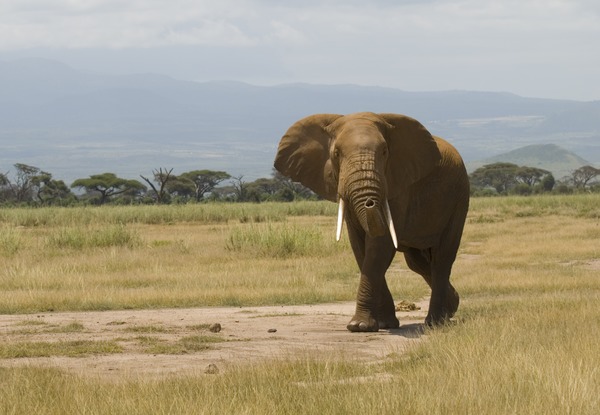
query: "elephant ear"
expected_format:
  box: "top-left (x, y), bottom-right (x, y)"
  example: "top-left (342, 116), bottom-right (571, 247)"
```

top-left (380, 113), bottom-right (442, 199)
top-left (274, 114), bottom-right (342, 202)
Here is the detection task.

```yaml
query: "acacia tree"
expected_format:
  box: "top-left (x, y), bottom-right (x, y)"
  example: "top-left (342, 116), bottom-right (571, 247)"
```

top-left (469, 163), bottom-right (519, 194)
top-left (9, 163), bottom-right (41, 203)
top-left (0, 164), bottom-right (74, 205)
top-left (71, 173), bottom-right (146, 204)
top-left (571, 165), bottom-right (600, 189)
top-left (0, 171), bottom-right (11, 202)
top-left (515, 166), bottom-right (552, 187)
top-left (32, 172), bottom-right (73, 205)
top-left (272, 170), bottom-right (315, 200)
top-left (165, 175), bottom-right (196, 201)
top-left (140, 168), bottom-right (174, 204)
top-left (179, 170), bottom-right (231, 201)
top-left (245, 177), bottom-right (280, 202)
top-left (243, 171), bottom-right (316, 202)
top-left (470, 163), bottom-right (558, 195)
top-left (230, 175), bottom-right (248, 202)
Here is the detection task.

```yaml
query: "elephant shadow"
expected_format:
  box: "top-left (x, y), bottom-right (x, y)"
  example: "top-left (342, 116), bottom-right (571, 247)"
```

top-left (385, 323), bottom-right (425, 339)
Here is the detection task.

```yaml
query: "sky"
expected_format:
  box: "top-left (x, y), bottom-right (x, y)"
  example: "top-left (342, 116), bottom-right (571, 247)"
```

top-left (1, 0), bottom-right (599, 101)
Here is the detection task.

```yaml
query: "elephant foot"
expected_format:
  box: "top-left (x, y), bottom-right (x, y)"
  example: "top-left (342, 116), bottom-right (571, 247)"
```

top-left (425, 314), bottom-right (443, 327)
top-left (426, 285), bottom-right (460, 327)
top-left (425, 311), bottom-right (453, 327)
top-left (446, 286), bottom-right (460, 318)
top-left (378, 316), bottom-right (400, 330)
top-left (347, 315), bottom-right (379, 332)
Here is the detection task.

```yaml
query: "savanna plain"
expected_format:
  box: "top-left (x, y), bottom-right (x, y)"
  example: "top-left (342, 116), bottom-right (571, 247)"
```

top-left (1, 196), bottom-right (599, 414)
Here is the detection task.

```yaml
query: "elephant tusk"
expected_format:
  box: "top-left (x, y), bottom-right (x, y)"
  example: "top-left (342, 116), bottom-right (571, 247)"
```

top-left (336, 198), bottom-right (345, 242)
top-left (384, 200), bottom-right (398, 249)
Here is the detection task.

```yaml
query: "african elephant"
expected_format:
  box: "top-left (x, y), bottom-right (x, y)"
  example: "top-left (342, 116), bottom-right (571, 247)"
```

top-left (274, 112), bottom-right (469, 331)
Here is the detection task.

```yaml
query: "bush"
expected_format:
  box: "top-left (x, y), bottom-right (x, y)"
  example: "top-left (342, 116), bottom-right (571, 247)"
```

top-left (511, 183), bottom-right (533, 195)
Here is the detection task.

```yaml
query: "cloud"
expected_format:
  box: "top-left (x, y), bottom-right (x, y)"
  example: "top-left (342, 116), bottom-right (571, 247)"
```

top-left (0, 0), bottom-right (260, 49)
top-left (1, 0), bottom-right (598, 50)
top-left (0, 0), bottom-right (599, 99)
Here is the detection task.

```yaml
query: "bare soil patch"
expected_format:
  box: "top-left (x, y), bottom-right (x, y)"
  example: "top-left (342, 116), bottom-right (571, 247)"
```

top-left (0, 301), bottom-right (428, 379)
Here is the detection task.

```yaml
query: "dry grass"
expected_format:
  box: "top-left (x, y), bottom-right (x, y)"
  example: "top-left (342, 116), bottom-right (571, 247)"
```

top-left (0, 205), bottom-right (428, 314)
top-left (1, 196), bottom-right (600, 414)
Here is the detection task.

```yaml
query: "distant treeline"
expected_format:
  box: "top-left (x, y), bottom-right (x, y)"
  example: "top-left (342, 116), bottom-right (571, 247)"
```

top-left (0, 164), bottom-right (315, 206)
top-left (469, 163), bottom-right (600, 196)
top-left (1, 162), bottom-right (599, 206)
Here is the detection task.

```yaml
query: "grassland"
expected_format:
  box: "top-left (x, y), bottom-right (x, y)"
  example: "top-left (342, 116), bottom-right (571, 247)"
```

top-left (1, 195), bottom-right (600, 414)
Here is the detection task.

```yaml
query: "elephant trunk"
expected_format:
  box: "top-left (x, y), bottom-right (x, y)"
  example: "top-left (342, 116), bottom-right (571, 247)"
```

top-left (363, 198), bottom-right (387, 237)
top-left (336, 154), bottom-right (398, 248)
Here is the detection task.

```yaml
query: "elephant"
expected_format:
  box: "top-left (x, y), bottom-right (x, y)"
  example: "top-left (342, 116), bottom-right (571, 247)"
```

top-left (274, 112), bottom-right (469, 331)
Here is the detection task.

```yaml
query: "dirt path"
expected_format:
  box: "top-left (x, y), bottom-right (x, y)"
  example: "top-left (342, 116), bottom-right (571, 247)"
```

top-left (0, 300), bottom-right (428, 379)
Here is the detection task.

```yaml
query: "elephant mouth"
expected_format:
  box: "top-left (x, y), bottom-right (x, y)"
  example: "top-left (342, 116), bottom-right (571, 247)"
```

top-left (336, 197), bottom-right (398, 248)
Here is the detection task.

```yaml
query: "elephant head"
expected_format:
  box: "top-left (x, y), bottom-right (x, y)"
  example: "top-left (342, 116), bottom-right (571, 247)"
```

top-left (274, 112), bottom-right (441, 245)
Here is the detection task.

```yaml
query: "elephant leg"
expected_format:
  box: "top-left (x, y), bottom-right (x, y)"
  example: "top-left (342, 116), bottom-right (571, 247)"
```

top-left (377, 277), bottom-right (400, 329)
top-left (426, 254), bottom-right (454, 326)
top-left (346, 223), bottom-right (396, 332)
top-left (404, 248), bottom-right (459, 325)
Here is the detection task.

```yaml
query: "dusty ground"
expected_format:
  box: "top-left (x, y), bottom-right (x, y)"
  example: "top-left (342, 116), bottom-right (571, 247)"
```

top-left (0, 300), bottom-right (429, 379)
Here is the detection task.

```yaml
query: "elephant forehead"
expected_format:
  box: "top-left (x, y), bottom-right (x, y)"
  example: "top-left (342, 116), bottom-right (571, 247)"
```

top-left (337, 126), bottom-right (385, 149)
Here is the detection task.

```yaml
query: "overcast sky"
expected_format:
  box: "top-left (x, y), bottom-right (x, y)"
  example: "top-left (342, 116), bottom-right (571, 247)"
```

top-left (1, 0), bottom-right (599, 101)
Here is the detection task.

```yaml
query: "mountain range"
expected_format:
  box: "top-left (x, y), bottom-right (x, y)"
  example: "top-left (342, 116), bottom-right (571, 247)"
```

top-left (1, 58), bottom-right (599, 184)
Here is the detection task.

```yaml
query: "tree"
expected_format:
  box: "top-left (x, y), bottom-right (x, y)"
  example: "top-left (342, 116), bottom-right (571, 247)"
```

top-left (272, 170), bottom-right (315, 200)
top-left (0, 171), bottom-right (11, 202)
top-left (540, 173), bottom-right (556, 192)
top-left (179, 170), bottom-right (231, 202)
top-left (245, 177), bottom-right (280, 202)
top-left (469, 163), bottom-right (519, 194)
top-left (230, 175), bottom-right (248, 202)
top-left (164, 175), bottom-right (195, 201)
top-left (32, 172), bottom-right (74, 205)
top-left (140, 168), bottom-right (174, 204)
top-left (514, 166), bottom-right (551, 187)
top-left (571, 165), bottom-right (600, 189)
top-left (0, 164), bottom-right (74, 205)
top-left (9, 163), bottom-right (41, 203)
top-left (71, 173), bottom-right (146, 205)
top-left (0, 172), bottom-right (9, 187)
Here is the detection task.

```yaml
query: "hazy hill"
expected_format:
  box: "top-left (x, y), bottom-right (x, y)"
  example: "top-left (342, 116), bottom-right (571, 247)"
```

top-left (1, 58), bottom-right (599, 184)
top-left (469, 144), bottom-right (589, 179)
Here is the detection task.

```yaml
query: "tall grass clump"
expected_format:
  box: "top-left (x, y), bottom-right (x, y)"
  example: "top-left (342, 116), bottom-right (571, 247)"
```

top-left (46, 225), bottom-right (141, 249)
top-left (0, 226), bottom-right (23, 256)
top-left (226, 222), bottom-right (340, 258)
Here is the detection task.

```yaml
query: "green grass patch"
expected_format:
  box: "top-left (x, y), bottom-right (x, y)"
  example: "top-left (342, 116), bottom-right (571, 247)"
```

top-left (47, 322), bottom-right (85, 333)
top-left (226, 222), bottom-right (341, 258)
top-left (13, 319), bottom-right (48, 326)
top-left (185, 323), bottom-right (212, 330)
top-left (0, 340), bottom-right (123, 358)
top-left (135, 335), bottom-right (223, 355)
top-left (10, 321), bottom-right (84, 335)
top-left (46, 224), bottom-right (141, 249)
top-left (124, 325), bottom-right (172, 334)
